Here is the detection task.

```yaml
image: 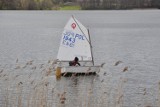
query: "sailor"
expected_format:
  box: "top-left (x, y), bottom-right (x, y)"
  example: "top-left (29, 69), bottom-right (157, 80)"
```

top-left (69, 57), bottom-right (80, 66)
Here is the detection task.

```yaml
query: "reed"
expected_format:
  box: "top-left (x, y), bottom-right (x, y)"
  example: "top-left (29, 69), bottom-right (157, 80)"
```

top-left (4, 88), bottom-right (9, 107)
top-left (116, 79), bottom-right (124, 107)
top-left (0, 59), bottom-right (158, 107)
top-left (158, 82), bottom-right (160, 107)
top-left (17, 84), bottom-right (22, 107)
top-left (46, 68), bottom-right (52, 76)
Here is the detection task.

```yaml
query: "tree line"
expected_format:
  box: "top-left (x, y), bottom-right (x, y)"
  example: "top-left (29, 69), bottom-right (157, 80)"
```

top-left (0, 0), bottom-right (58, 10)
top-left (0, 0), bottom-right (160, 10)
top-left (80, 0), bottom-right (160, 10)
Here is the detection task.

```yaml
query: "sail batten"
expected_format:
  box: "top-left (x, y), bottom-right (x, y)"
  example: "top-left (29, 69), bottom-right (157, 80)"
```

top-left (57, 17), bottom-right (92, 61)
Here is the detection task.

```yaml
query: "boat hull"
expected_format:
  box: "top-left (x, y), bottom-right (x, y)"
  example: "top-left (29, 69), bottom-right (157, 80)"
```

top-left (60, 66), bottom-right (100, 76)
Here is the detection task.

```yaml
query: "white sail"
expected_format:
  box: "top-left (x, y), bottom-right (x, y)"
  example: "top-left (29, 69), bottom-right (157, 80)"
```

top-left (57, 16), bottom-right (92, 61)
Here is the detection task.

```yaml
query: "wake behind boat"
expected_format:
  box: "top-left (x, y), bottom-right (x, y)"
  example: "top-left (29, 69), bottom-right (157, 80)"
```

top-left (56, 16), bottom-right (101, 77)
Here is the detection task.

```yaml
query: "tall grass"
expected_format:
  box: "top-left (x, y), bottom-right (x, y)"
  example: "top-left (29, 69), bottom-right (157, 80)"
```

top-left (158, 82), bottom-right (160, 107)
top-left (0, 59), bottom-right (157, 107)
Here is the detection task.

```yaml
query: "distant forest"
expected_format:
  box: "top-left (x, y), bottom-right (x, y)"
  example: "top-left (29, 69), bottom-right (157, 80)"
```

top-left (0, 0), bottom-right (160, 10)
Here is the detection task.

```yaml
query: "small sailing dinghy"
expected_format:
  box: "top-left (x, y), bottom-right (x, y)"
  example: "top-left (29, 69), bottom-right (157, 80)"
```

top-left (56, 16), bottom-right (101, 76)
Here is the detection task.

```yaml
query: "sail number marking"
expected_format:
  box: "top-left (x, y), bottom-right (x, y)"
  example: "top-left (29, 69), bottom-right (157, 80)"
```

top-left (62, 31), bottom-right (85, 47)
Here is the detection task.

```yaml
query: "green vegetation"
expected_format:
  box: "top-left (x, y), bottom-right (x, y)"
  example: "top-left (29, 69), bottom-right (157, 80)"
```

top-left (0, 0), bottom-right (55, 10)
top-left (0, 0), bottom-right (81, 10)
top-left (60, 5), bottom-right (81, 10)
top-left (0, 0), bottom-right (160, 10)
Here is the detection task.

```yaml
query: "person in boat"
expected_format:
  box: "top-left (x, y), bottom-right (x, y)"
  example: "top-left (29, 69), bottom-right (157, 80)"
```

top-left (69, 57), bottom-right (81, 66)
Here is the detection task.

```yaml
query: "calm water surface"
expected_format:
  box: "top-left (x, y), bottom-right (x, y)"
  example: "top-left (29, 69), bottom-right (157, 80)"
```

top-left (0, 10), bottom-right (160, 107)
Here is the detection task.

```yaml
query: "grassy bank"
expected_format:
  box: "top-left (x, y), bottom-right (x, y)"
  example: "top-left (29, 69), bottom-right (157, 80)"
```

top-left (59, 5), bottom-right (81, 10)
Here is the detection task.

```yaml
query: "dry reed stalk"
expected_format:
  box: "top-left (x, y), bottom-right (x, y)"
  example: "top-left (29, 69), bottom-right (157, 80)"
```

top-left (31, 66), bottom-right (36, 70)
top-left (11, 88), bottom-right (17, 107)
top-left (60, 92), bottom-right (66, 104)
top-left (4, 88), bottom-right (9, 107)
top-left (87, 79), bottom-right (92, 106)
top-left (51, 59), bottom-right (58, 65)
top-left (82, 76), bottom-right (87, 107)
top-left (115, 79), bottom-right (124, 107)
top-left (5, 78), bottom-right (8, 81)
top-left (15, 65), bottom-right (21, 69)
top-left (122, 66), bottom-right (128, 72)
top-left (22, 65), bottom-right (27, 69)
top-left (87, 88), bottom-right (92, 107)
top-left (48, 60), bottom-right (51, 64)
top-left (46, 68), bottom-right (52, 76)
top-left (15, 75), bottom-right (19, 78)
top-left (97, 88), bottom-right (106, 107)
top-left (41, 69), bottom-right (46, 74)
top-left (31, 89), bottom-right (38, 107)
top-left (114, 61), bottom-right (122, 66)
top-left (3, 74), bottom-right (7, 77)
top-left (102, 78), bottom-right (111, 107)
top-left (30, 80), bottom-right (34, 85)
top-left (26, 60), bottom-right (33, 65)
top-left (0, 69), bottom-right (3, 73)
top-left (51, 88), bottom-right (55, 105)
top-left (40, 91), bottom-right (47, 107)
top-left (100, 62), bottom-right (106, 68)
top-left (35, 78), bottom-right (50, 107)
top-left (77, 84), bottom-right (83, 107)
top-left (28, 73), bottom-right (32, 78)
top-left (27, 79), bottom-right (36, 106)
top-left (40, 64), bottom-right (44, 69)
top-left (17, 85), bottom-right (22, 107)
top-left (3, 78), bottom-right (11, 107)
top-left (158, 82), bottom-right (160, 107)
top-left (33, 83), bottom-right (46, 107)
top-left (16, 58), bottom-right (18, 63)
top-left (27, 92), bottom-right (31, 107)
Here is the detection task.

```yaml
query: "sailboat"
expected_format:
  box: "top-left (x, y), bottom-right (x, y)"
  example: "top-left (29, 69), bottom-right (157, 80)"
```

top-left (56, 16), bottom-right (101, 76)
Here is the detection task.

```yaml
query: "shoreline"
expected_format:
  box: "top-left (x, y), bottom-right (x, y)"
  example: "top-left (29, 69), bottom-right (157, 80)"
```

top-left (0, 7), bottom-right (159, 11)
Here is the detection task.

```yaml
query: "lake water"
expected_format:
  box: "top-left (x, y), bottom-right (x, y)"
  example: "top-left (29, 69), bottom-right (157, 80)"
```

top-left (0, 10), bottom-right (160, 107)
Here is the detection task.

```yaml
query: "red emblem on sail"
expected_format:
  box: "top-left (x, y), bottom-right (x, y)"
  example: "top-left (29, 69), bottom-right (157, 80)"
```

top-left (71, 23), bottom-right (76, 29)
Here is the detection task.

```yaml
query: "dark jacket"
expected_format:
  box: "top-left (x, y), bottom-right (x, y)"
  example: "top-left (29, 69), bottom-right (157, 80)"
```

top-left (69, 61), bottom-right (80, 66)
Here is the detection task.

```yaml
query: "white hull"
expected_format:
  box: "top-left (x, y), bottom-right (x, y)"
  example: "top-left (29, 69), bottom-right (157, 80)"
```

top-left (61, 66), bottom-right (100, 74)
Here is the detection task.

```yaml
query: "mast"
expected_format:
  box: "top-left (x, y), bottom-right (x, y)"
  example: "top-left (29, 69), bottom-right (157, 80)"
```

top-left (88, 29), bottom-right (94, 66)
top-left (72, 16), bottom-right (94, 64)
